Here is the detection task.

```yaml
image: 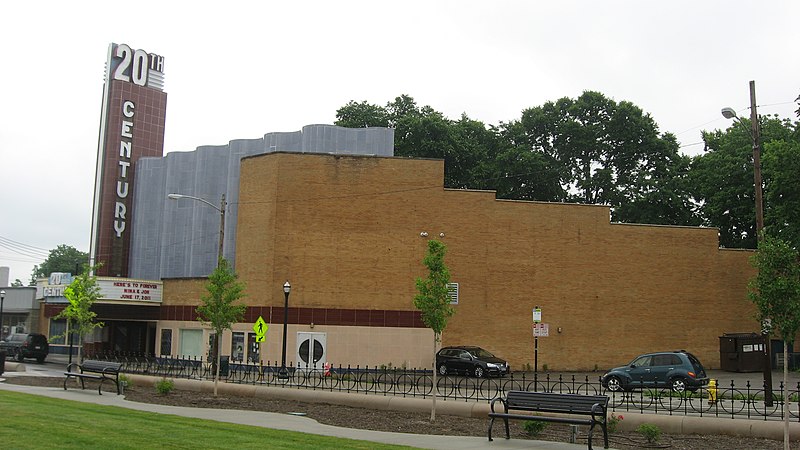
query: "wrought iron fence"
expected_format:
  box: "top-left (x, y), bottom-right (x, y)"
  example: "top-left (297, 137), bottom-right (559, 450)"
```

top-left (89, 352), bottom-right (800, 422)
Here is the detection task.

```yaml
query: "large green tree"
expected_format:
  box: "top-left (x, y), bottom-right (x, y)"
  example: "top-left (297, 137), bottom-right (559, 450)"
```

top-left (196, 258), bottom-right (247, 396)
top-left (748, 235), bottom-right (800, 449)
top-left (336, 95), bottom-right (498, 190)
top-left (507, 91), bottom-right (695, 224)
top-left (413, 239), bottom-right (455, 422)
top-left (31, 244), bottom-right (88, 284)
top-left (692, 115), bottom-right (799, 248)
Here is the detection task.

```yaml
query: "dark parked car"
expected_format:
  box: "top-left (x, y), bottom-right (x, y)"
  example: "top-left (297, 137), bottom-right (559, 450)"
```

top-left (436, 346), bottom-right (510, 378)
top-left (0, 333), bottom-right (49, 363)
top-left (601, 350), bottom-right (708, 392)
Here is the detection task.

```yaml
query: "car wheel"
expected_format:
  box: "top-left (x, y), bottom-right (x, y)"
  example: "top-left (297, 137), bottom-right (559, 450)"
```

top-left (670, 377), bottom-right (687, 392)
top-left (36, 356), bottom-right (45, 364)
top-left (438, 364), bottom-right (448, 376)
top-left (473, 366), bottom-right (485, 378)
top-left (605, 376), bottom-right (623, 392)
top-left (15, 350), bottom-right (24, 362)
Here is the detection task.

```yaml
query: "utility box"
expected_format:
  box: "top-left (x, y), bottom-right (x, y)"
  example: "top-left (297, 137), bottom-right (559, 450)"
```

top-left (719, 333), bottom-right (765, 372)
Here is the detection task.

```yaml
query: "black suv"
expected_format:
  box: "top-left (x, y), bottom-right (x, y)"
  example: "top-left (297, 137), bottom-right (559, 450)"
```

top-left (435, 346), bottom-right (510, 378)
top-left (601, 350), bottom-right (708, 392)
top-left (0, 333), bottom-right (49, 363)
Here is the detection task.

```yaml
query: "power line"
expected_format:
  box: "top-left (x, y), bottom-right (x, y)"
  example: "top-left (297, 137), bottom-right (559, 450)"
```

top-left (0, 236), bottom-right (51, 259)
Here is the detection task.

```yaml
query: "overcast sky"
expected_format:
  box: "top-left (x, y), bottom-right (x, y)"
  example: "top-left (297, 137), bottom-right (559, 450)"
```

top-left (1, 1), bottom-right (798, 283)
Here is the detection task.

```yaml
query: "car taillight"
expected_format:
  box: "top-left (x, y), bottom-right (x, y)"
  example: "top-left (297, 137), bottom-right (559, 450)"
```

top-left (688, 371), bottom-right (696, 378)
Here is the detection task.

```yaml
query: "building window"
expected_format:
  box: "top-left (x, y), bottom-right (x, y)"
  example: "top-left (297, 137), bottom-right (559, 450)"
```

top-left (179, 329), bottom-right (203, 358)
top-left (49, 319), bottom-right (67, 345)
top-left (160, 329), bottom-right (173, 356)
top-left (247, 332), bottom-right (260, 364)
top-left (231, 332), bottom-right (245, 362)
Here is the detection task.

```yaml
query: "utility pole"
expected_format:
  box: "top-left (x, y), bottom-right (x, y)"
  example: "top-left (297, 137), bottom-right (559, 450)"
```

top-left (749, 81), bottom-right (772, 407)
top-left (218, 193), bottom-right (226, 268)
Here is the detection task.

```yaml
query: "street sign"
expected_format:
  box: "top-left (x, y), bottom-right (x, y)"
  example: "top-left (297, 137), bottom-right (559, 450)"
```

top-left (533, 323), bottom-right (549, 337)
top-left (253, 316), bottom-right (268, 343)
top-left (533, 307), bottom-right (542, 323)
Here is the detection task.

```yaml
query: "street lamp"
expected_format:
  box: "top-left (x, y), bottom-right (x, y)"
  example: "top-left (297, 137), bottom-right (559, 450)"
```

top-left (278, 281), bottom-right (291, 380)
top-left (0, 290), bottom-right (5, 340)
top-left (167, 193), bottom-right (227, 267)
top-left (720, 81), bottom-right (764, 241)
top-left (168, 192), bottom-right (227, 379)
top-left (721, 80), bottom-right (771, 405)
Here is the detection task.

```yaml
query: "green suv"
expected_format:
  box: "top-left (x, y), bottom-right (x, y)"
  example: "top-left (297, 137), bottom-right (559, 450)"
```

top-left (601, 350), bottom-right (708, 392)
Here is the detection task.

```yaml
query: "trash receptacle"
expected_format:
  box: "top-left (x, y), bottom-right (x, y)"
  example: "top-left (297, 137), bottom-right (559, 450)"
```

top-left (219, 356), bottom-right (230, 377)
top-left (0, 350), bottom-right (6, 375)
top-left (719, 333), bottom-right (764, 372)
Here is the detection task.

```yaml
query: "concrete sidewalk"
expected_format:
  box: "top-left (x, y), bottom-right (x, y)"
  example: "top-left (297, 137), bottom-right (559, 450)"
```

top-left (0, 380), bottom-right (586, 450)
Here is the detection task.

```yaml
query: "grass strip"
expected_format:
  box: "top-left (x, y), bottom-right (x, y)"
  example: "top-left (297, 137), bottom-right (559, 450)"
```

top-left (0, 390), bottom-right (414, 450)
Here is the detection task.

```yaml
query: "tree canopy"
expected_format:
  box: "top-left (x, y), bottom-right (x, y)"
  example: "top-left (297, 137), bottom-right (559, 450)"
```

top-left (692, 115), bottom-right (799, 249)
top-left (335, 93), bottom-right (799, 246)
top-left (31, 244), bottom-right (88, 284)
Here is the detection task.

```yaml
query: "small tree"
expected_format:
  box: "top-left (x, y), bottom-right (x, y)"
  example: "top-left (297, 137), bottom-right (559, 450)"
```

top-left (196, 258), bottom-right (247, 396)
top-left (749, 235), bottom-right (800, 450)
top-left (53, 265), bottom-right (103, 362)
top-left (414, 240), bottom-right (455, 422)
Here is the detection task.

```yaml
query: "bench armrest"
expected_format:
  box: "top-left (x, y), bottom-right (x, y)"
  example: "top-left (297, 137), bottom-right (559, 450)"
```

top-left (65, 363), bottom-right (82, 373)
top-left (591, 402), bottom-right (607, 422)
top-left (490, 396), bottom-right (508, 413)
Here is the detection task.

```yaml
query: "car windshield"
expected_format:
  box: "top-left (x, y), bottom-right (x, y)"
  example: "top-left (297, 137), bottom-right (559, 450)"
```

top-left (470, 348), bottom-right (495, 358)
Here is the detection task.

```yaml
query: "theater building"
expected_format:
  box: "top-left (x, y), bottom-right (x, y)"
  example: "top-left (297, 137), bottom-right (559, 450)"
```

top-left (39, 42), bottom-right (760, 370)
top-left (146, 151), bottom-right (757, 371)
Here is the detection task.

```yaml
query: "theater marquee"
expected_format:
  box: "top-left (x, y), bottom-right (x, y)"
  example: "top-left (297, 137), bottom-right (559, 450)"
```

top-left (89, 43), bottom-right (167, 277)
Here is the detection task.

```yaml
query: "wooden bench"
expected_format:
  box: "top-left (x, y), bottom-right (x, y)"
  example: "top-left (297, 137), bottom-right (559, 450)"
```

top-left (488, 391), bottom-right (609, 450)
top-left (64, 360), bottom-right (123, 395)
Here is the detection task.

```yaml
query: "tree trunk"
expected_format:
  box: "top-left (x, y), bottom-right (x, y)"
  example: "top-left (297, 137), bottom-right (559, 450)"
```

top-left (430, 332), bottom-right (437, 422)
top-left (784, 345), bottom-right (789, 450)
top-left (214, 333), bottom-right (220, 397)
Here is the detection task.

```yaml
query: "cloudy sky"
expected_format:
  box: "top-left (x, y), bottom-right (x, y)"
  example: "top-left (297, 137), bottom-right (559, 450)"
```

top-left (1, 1), bottom-right (798, 283)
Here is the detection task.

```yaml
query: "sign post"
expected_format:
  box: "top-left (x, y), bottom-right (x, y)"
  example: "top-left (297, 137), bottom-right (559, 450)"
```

top-left (253, 316), bottom-right (268, 382)
top-left (533, 306), bottom-right (541, 374)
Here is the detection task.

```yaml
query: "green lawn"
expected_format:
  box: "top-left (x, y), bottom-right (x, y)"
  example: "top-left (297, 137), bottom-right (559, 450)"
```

top-left (0, 391), bottom-right (414, 450)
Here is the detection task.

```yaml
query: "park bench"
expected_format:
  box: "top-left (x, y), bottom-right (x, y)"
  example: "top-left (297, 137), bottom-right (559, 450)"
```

top-left (64, 360), bottom-right (123, 395)
top-left (488, 390), bottom-right (609, 450)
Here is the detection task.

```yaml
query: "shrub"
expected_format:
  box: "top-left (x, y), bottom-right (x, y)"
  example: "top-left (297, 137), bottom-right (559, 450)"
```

top-left (636, 423), bottom-right (661, 444)
top-left (155, 378), bottom-right (175, 395)
top-left (523, 420), bottom-right (548, 437)
top-left (119, 374), bottom-right (133, 388)
top-left (607, 413), bottom-right (624, 433)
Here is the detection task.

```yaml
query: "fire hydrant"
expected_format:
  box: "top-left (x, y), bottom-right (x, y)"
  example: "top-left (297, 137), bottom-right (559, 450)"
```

top-left (708, 379), bottom-right (717, 405)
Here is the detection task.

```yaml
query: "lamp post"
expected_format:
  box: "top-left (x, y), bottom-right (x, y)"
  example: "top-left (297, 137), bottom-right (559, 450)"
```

top-left (167, 193), bottom-right (227, 267)
top-left (721, 79), bottom-right (772, 406)
top-left (167, 192), bottom-right (227, 379)
top-left (278, 281), bottom-right (291, 380)
top-left (0, 290), bottom-right (5, 340)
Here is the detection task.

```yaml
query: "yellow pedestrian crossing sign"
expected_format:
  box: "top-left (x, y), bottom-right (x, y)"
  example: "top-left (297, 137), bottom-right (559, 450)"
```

top-left (253, 316), bottom-right (268, 343)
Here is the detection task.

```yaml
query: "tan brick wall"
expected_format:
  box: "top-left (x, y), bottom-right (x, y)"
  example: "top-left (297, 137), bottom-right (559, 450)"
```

top-left (163, 278), bottom-right (208, 306)
top-left (225, 152), bottom-right (759, 371)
